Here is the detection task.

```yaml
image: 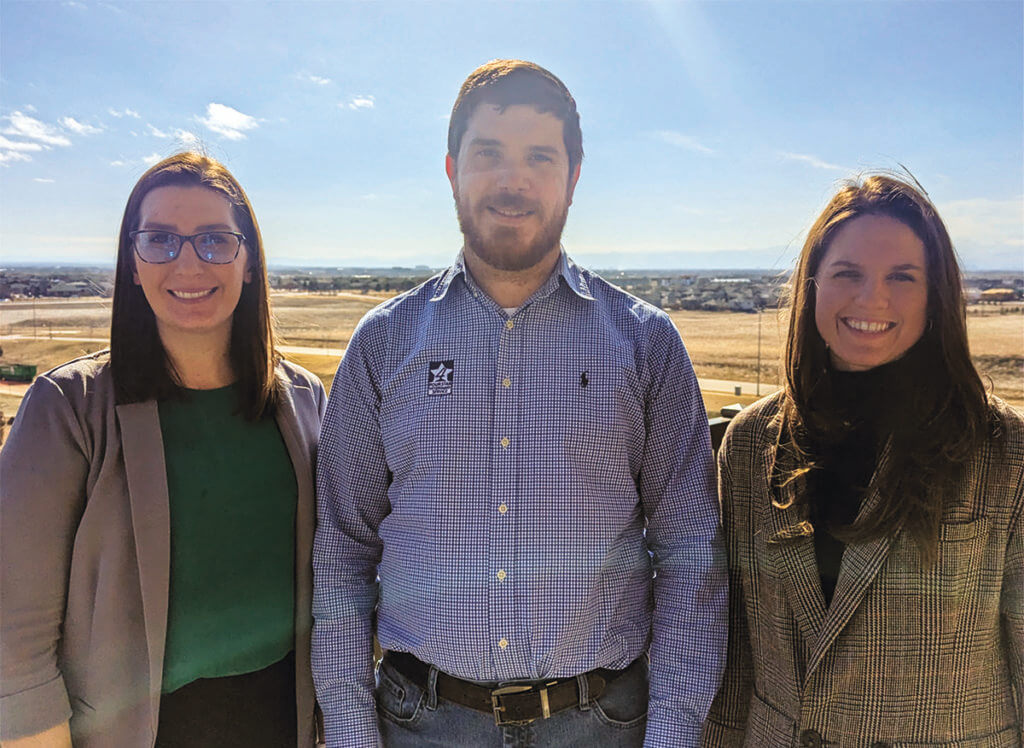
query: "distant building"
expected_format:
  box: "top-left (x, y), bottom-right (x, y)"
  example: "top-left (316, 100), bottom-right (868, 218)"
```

top-left (48, 281), bottom-right (93, 297)
top-left (980, 288), bottom-right (1017, 303)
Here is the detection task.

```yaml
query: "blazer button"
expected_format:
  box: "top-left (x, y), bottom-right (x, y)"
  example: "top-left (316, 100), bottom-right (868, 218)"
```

top-left (799, 729), bottom-right (823, 748)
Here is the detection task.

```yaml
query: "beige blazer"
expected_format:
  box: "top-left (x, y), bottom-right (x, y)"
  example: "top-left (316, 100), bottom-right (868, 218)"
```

top-left (702, 392), bottom-right (1024, 748)
top-left (0, 352), bottom-right (326, 746)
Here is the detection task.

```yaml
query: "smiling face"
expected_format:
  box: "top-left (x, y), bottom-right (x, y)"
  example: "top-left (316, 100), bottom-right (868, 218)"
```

top-left (132, 185), bottom-right (251, 353)
top-left (814, 214), bottom-right (929, 372)
top-left (446, 103), bottom-right (579, 272)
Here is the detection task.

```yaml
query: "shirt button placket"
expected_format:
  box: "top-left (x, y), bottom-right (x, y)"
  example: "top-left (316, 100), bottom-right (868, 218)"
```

top-left (491, 312), bottom-right (520, 674)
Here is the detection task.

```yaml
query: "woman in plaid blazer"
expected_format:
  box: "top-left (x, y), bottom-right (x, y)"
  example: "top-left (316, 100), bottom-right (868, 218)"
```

top-left (703, 174), bottom-right (1023, 747)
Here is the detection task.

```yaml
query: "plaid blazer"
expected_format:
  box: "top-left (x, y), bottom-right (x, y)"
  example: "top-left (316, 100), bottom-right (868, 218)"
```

top-left (702, 392), bottom-right (1024, 748)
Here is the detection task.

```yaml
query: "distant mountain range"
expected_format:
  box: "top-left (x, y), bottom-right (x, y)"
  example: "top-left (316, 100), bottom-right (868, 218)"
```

top-left (3, 243), bottom-right (1021, 274)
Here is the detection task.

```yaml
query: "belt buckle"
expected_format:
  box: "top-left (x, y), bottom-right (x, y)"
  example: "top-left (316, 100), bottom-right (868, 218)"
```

top-left (491, 684), bottom-right (545, 726)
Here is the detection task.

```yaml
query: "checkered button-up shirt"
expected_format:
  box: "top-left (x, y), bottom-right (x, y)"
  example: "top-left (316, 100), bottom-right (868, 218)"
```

top-left (312, 252), bottom-right (727, 747)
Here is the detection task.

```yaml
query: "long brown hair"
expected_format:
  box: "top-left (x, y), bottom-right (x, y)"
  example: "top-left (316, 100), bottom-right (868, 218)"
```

top-left (778, 174), bottom-right (991, 560)
top-left (110, 152), bottom-right (280, 419)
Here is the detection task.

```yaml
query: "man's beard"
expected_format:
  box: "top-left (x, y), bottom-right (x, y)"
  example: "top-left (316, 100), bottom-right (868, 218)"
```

top-left (455, 191), bottom-right (569, 272)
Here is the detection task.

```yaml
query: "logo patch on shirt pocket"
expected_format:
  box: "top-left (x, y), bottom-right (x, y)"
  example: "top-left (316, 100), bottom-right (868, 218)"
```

top-left (427, 360), bottom-right (454, 396)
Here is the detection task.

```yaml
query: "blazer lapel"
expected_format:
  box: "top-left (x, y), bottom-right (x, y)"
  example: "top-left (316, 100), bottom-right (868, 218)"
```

top-left (274, 382), bottom-right (315, 619)
top-left (116, 400), bottom-right (170, 731)
top-left (806, 441), bottom-right (903, 679)
top-left (273, 374), bottom-right (318, 740)
top-left (274, 383), bottom-right (315, 552)
top-left (759, 429), bottom-right (827, 652)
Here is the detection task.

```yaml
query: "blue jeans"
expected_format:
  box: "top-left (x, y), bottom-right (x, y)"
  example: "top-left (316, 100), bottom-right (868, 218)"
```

top-left (376, 655), bottom-right (648, 747)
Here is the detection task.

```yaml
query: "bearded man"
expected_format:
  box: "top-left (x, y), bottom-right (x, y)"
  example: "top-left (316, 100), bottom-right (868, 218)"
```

top-left (312, 59), bottom-right (726, 748)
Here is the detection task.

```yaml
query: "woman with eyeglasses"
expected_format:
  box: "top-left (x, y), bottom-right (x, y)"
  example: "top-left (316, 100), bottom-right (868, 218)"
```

top-left (702, 174), bottom-right (1023, 747)
top-left (0, 152), bottom-right (325, 747)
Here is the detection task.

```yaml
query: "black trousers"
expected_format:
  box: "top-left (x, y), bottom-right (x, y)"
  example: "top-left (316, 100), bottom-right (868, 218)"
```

top-left (155, 651), bottom-right (297, 748)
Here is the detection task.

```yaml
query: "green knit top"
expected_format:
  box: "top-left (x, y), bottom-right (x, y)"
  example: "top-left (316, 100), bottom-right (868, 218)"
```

top-left (158, 385), bottom-right (296, 694)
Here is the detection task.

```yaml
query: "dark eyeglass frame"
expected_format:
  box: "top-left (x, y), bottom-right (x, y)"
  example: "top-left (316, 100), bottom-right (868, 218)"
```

top-left (129, 230), bottom-right (246, 265)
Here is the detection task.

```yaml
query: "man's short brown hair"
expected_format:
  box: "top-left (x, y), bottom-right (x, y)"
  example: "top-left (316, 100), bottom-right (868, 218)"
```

top-left (447, 59), bottom-right (583, 176)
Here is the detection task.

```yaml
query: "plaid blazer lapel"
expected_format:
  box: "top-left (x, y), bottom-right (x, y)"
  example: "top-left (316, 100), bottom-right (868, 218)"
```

top-left (806, 441), bottom-right (904, 680)
top-left (760, 437), bottom-right (828, 651)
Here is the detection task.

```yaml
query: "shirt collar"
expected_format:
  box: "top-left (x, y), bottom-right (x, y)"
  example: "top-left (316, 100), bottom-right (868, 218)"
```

top-left (557, 251), bottom-right (596, 301)
top-left (429, 247), bottom-right (595, 303)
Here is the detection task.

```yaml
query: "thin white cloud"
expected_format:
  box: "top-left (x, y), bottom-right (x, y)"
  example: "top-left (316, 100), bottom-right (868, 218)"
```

top-left (33, 177), bottom-right (56, 183)
top-left (198, 103), bottom-right (258, 140)
top-left (108, 107), bottom-right (140, 119)
top-left (939, 196), bottom-right (1024, 249)
top-left (110, 153), bottom-right (163, 168)
top-left (0, 151), bottom-right (33, 164)
top-left (0, 135), bottom-right (44, 153)
top-left (652, 130), bottom-right (714, 155)
top-left (60, 116), bottom-right (103, 135)
top-left (344, 95), bottom-right (375, 111)
top-left (2, 112), bottom-right (72, 146)
top-left (778, 151), bottom-right (846, 172)
top-left (146, 124), bottom-right (198, 145)
top-left (307, 75), bottom-right (332, 86)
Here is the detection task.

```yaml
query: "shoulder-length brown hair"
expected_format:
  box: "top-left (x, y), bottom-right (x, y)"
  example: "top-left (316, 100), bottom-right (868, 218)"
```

top-left (110, 152), bottom-right (280, 420)
top-left (779, 173), bottom-right (991, 559)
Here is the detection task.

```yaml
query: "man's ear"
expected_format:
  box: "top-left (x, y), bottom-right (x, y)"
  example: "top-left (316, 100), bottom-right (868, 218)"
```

top-left (566, 162), bottom-right (581, 206)
top-left (445, 153), bottom-right (457, 196)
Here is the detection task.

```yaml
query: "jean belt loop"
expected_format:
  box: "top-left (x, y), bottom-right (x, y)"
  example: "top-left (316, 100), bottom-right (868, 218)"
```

top-left (575, 672), bottom-right (591, 711)
top-left (425, 665), bottom-right (440, 711)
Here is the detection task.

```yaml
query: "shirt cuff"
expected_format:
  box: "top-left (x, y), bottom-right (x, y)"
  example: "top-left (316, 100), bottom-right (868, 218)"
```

top-left (644, 709), bottom-right (703, 748)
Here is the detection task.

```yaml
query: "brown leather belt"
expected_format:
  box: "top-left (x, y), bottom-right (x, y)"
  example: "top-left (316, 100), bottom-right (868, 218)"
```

top-left (383, 651), bottom-right (628, 726)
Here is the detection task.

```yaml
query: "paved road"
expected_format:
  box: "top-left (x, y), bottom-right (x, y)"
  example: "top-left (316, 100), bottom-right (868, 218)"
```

top-left (0, 334), bottom-right (780, 397)
top-left (699, 377), bottom-right (779, 396)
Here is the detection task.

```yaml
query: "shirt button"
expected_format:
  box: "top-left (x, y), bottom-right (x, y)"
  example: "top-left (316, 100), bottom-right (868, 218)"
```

top-left (502, 377), bottom-right (511, 388)
top-left (498, 638), bottom-right (508, 650)
top-left (505, 319), bottom-right (514, 330)
top-left (498, 503), bottom-right (508, 514)
top-left (497, 569), bottom-right (507, 581)
top-left (500, 437), bottom-right (510, 449)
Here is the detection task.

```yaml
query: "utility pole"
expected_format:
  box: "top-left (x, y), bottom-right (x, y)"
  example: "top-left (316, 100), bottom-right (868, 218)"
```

top-left (756, 303), bottom-right (762, 397)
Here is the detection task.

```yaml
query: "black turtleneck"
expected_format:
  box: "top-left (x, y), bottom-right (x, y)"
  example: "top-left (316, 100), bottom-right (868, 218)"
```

top-left (806, 356), bottom-right (909, 606)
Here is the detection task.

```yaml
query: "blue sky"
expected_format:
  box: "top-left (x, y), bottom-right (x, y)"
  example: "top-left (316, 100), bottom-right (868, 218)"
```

top-left (1, 0), bottom-right (1021, 270)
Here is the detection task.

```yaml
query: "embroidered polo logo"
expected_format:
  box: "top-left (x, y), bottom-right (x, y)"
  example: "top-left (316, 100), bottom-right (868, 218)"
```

top-left (580, 371), bottom-right (589, 388)
top-left (427, 360), bottom-right (454, 396)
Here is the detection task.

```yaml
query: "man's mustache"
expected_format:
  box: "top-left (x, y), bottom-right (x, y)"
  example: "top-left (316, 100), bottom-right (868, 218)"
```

top-left (485, 194), bottom-right (540, 213)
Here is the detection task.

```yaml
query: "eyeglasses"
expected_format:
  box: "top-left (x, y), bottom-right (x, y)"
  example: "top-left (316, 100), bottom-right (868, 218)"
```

top-left (130, 230), bottom-right (245, 265)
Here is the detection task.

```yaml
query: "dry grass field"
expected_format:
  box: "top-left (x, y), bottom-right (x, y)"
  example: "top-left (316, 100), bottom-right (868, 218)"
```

top-left (670, 306), bottom-right (1023, 406)
top-left (670, 309), bottom-right (788, 387)
top-left (2, 295), bottom-right (1021, 421)
top-left (272, 292), bottom-right (390, 350)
